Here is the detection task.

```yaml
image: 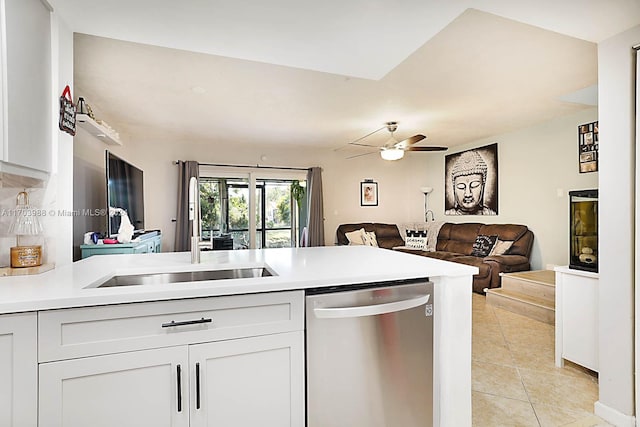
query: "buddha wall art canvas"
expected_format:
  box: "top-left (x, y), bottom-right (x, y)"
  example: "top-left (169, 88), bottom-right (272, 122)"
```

top-left (445, 143), bottom-right (498, 216)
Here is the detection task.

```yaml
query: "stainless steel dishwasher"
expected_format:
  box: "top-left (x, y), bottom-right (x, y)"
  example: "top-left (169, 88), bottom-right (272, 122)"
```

top-left (306, 279), bottom-right (434, 427)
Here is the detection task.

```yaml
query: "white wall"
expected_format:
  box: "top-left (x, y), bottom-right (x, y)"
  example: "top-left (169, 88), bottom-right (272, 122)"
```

top-left (322, 152), bottom-right (428, 242)
top-left (50, 11), bottom-right (74, 266)
top-left (72, 128), bottom-right (109, 259)
top-left (422, 108), bottom-right (598, 270)
top-left (596, 25), bottom-right (639, 425)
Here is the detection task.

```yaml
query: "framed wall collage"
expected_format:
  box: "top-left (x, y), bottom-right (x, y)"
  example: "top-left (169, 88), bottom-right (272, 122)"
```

top-left (578, 121), bottom-right (598, 173)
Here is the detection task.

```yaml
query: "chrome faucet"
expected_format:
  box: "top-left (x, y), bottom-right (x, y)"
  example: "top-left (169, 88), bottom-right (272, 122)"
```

top-left (188, 177), bottom-right (201, 263)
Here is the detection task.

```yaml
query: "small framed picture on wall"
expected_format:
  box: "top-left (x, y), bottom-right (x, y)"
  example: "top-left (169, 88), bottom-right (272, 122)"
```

top-left (360, 181), bottom-right (378, 206)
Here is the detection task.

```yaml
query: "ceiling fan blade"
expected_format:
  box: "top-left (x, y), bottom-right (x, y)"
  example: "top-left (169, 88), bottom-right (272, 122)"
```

top-left (397, 134), bottom-right (426, 147)
top-left (405, 146), bottom-right (448, 152)
top-left (346, 151), bottom-right (379, 159)
top-left (349, 141), bottom-right (381, 148)
top-left (347, 126), bottom-right (386, 145)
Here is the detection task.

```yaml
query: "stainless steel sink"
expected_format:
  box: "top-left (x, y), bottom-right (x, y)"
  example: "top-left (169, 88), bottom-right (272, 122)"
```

top-left (95, 267), bottom-right (275, 288)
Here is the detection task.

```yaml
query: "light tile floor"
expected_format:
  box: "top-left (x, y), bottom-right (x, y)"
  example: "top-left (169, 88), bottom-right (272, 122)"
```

top-left (472, 293), bottom-right (612, 427)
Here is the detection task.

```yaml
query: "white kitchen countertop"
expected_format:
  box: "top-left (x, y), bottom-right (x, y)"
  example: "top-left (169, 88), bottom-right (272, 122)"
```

top-left (0, 246), bottom-right (477, 314)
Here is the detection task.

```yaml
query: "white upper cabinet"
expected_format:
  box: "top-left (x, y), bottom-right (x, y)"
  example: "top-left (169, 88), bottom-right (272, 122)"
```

top-left (0, 0), bottom-right (52, 178)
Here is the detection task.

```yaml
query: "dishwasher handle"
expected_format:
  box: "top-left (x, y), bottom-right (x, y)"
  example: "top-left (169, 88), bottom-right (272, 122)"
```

top-left (313, 293), bottom-right (430, 319)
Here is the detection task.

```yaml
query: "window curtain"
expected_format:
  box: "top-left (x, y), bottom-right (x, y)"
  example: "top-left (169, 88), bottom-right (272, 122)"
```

top-left (306, 167), bottom-right (325, 246)
top-left (174, 161), bottom-right (199, 251)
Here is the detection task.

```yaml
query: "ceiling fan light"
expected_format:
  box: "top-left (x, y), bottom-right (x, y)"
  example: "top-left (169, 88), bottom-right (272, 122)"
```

top-left (380, 148), bottom-right (404, 161)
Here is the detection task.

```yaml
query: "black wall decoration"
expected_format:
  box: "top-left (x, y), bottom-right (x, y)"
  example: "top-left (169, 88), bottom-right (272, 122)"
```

top-left (58, 85), bottom-right (76, 136)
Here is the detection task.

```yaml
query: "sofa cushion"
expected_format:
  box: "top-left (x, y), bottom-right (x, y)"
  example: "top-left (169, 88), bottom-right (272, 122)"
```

top-left (344, 228), bottom-right (379, 247)
top-left (478, 224), bottom-right (533, 257)
top-left (436, 223), bottom-right (483, 254)
top-left (405, 230), bottom-right (428, 249)
top-left (489, 240), bottom-right (514, 256)
top-left (336, 223), bottom-right (404, 249)
top-left (478, 224), bottom-right (527, 241)
top-left (345, 228), bottom-right (366, 245)
top-left (362, 231), bottom-right (379, 247)
top-left (398, 223), bottom-right (428, 241)
top-left (374, 224), bottom-right (403, 241)
top-left (470, 235), bottom-right (498, 257)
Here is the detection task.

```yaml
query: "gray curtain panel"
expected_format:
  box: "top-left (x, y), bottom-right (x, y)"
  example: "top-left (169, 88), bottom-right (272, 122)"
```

top-left (306, 167), bottom-right (325, 246)
top-left (174, 161), bottom-right (199, 251)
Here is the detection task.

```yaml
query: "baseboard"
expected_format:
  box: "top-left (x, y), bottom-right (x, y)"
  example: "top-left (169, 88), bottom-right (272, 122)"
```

top-left (594, 401), bottom-right (636, 426)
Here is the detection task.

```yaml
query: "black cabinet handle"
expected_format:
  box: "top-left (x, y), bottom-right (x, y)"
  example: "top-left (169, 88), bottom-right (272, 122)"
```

top-left (162, 317), bottom-right (212, 328)
top-left (196, 362), bottom-right (201, 409)
top-left (177, 364), bottom-right (182, 412)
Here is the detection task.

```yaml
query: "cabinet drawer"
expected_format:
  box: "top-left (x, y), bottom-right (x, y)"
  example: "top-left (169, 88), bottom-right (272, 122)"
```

top-left (38, 291), bottom-right (304, 363)
top-left (133, 243), bottom-right (148, 254)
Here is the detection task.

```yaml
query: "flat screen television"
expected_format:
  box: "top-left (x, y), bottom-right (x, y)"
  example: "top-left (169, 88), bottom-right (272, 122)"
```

top-left (106, 151), bottom-right (145, 237)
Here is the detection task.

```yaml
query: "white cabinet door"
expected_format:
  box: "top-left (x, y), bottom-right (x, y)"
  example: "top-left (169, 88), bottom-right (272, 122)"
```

top-left (39, 346), bottom-right (190, 427)
top-left (0, 0), bottom-right (51, 174)
top-left (189, 331), bottom-right (305, 427)
top-left (0, 312), bottom-right (37, 427)
top-left (557, 270), bottom-right (599, 371)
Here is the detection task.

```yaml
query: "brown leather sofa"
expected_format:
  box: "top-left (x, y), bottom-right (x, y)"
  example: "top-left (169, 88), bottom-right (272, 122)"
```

top-left (336, 222), bottom-right (534, 294)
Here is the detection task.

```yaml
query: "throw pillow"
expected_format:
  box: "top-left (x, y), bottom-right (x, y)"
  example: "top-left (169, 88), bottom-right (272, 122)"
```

top-left (489, 240), bottom-right (514, 256)
top-left (362, 231), bottom-right (379, 247)
top-left (405, 230), bottom-right (428, 250)
top-left (398, 223), bottom-right (428, 242)
top-left (345, 228), bottom-right (365, 245)
top-left (470, 235), bottom-right (498, 257)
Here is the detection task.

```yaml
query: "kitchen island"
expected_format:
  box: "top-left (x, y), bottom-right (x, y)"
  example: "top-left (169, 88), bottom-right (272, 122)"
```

top-left (0, 246), bottom-right (476, 426)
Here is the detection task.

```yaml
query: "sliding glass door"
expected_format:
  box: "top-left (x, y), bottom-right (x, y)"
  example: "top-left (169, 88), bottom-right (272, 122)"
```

top-left (200, 178), bottom-right (302, 249)
top-left (258, 181), bottom-right (293, 248)
top-left (227, 182), bottom-right (251, 248)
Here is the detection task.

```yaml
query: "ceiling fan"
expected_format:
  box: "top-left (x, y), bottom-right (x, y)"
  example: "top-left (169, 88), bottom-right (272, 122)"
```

top-left (347, 122), bottom-right (447, 160)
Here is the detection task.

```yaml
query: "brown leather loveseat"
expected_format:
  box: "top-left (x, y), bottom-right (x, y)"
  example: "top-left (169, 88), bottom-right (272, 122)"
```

top-left (336, 222), bottom-right (534, 294)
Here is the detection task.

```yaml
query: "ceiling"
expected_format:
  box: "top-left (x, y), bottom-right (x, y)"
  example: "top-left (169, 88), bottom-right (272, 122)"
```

top-left (58, 1), bottom-right (639, 152)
